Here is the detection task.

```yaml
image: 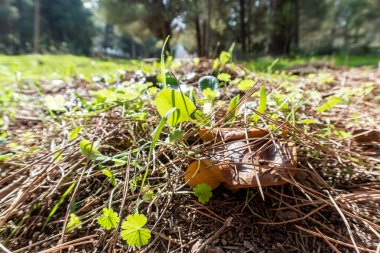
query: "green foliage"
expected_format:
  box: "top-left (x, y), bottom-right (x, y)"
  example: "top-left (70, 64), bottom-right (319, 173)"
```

top-left (145, 107), bottom-right (180, 193)
top-left (334, 130), bottom-right (352, 139)
top-left (155, 89), bottom-right (196, 126)
top-left (219, 51), bottom-right (232, 65)
top-left (217, 73), bottom-right (231, 82)
top-left (213, 58), bottom-right (220, 70)
top-left (98, 208), bottom-right (120, 230)
top-left (161, 36), bottom-right (170, 89)
top-left (44, 181), bottom-right (77, 227)
top-left (192, 110), bottom-right (208, 125)
top-left (198, 76), bottom-right (219, 91)
top-left (79, 139), bottom-right (105, 161)
top-left (66, 213), bottom-right (82, 233)
top-left (68, 126), bottom-right (82, 141)
top-left (167, 130), bottom-right (185, 143)
top-left (297, 119), bottom-right (319, 125)
top-left (225, 94), bottom-right (240, 122)
top-left (91, 87), bottom-right (140, 104)
top-left (157, 73), bottom-right (178, 90)
top-left (150, 107), bottom-right (179, 156)
top-left (0, 55), bottom-right (146, 84)
top-left (44, 95), bottom-right (66, 113)
top-left (317, 96), bottom-right (343, 113)
top-left (102, 169), bottom-right (116, 187)
top-left (252, 86), bottom-right (267, 123)
top-left (245, 55), bottom-right (380, 73)
top-left (238, 79), bottom-right (255, 91)
top-left (274, 95), bottom-right (290, 111)
top-left (0, 153), bottom-right (12, 162)
top-left (194, 183), bottom-right (212, 204)
top-left (0, 0), bottom-right (94, 55)
top-left (202, 88), bottom-right (217, 101)
top-left (128, 175), bottom-right (141, 193)
top-left (120, 213), bottom-right (151, 248)
top-left (142, 189), bottom-right (155, 202)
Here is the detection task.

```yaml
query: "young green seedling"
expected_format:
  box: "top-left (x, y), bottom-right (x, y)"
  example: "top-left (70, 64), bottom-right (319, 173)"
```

top-left (194, 183), bottom-right (212, 204)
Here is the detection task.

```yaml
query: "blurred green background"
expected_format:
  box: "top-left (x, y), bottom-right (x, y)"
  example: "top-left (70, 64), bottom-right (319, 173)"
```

top-left (0, 0), bottom-right (379, 61)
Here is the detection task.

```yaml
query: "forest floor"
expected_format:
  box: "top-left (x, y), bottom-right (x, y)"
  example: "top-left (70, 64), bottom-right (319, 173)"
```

top-left (0, 55), bottom-right (379, 252)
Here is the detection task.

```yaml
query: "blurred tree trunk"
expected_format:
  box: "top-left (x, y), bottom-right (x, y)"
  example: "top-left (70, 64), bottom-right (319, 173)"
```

top-left (195, 16), bottom-right (204, 57)
top-left (103, 23), bottom-right (113, 49)
top-left (205, 0), bottom-right (211, 57)
top-left (149, 0), bottom-right (172, 52)
top-left (33, 0), bottom-right (40, 53)
top-left (161, 19), bottom-right (172, 51)
top-left (292, 0), bottom-right (299, 50)
top-left (327, 11), bottom-right (339, 50)
top-left (246, 0), bottom-right (252, 53)
top-left (239, 0), bottom-right (246, 53)
top-left (202, 20), bottom-right (207, 57)
top-left (131, 40), bottom-right (136, 58)
top-left (269, 0), bottom-right (296, 55)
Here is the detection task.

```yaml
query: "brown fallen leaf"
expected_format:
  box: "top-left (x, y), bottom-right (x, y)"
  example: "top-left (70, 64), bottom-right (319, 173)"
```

top-left (215, 140), bottom-right (297, 188)
top-left (198, 127), bottom-right (268, 142)
top-left (184, 160), bottom-right (225, 190)
top-left (184, 127), bottom-right (297, 189)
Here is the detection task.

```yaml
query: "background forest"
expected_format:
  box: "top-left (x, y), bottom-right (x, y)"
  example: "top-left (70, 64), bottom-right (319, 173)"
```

top-left (1, 0), bottom-right (380, 58)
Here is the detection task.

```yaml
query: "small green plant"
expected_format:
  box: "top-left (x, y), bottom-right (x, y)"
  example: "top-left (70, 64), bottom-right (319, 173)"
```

top-left (225, 94), bottom-right (240, 122)
top-left (120, 213), bottom-right (151, 248)
top-left (80, 139), bottom-right (104, 160)
top-left (157, 73), bottom-right (179, 90)
top-left (44, 94), bottom-right (66, 113)
top-left (198, 76), bottom-right (219, 91)
top-left (91, 86), bottom-right (140, 104)
top-left (217, 73), bottom-right (231, 82)
top-left (238, 79), bottom-right (255, 91)
top-left (102, 169), bottom-right (116, 187)
top-left (166, 130), bottom-right (185, 143)
top-left (316, 96), bottom-right (343, 113)
top-left (98, 208), bottom-right (120, 230)
top-left (44, 181), bottom-right (77, 227)
top-left (194, 183), bottom-right (212, 204)
top-left (68, 126), bottom-right (82, 141)
top-left (142, 189), bottom-right (155, 202)
top-left (219, 51), bottom-right (232, 65)
top-left (155, 89), bottom-right (196, 126)
top-left (79, 139), bottom-right (126, 165)
top-left (252, 86), bottom-right (267, 123)
top-left (66, 213), bottom-right (81, 233)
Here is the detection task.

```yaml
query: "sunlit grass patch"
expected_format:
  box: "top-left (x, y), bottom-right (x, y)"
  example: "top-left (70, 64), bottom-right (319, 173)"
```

top-left (0, 54), bottom-right (149, 84)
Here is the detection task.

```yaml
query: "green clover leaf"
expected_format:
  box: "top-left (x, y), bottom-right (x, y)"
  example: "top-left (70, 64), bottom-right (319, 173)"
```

top-left (194, 183), bottom-right (212, 204)
top-left (66, 213), bottom-right (81, 233)
top-left (97, 208), bottom-right (120, 230)
top-left (120, 213), bottom-right (151, 248)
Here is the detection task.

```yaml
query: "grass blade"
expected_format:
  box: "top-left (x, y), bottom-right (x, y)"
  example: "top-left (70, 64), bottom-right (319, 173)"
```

top-left (44, 181), bottom-right (77, 228)
top-left (252, 86), bottom-right (267, 123)
top-left (141, 107), bottom-right (179, 192)
top-left (161, 35), bottom-right (170, 89)
top-left (317, 96), bottom-right (342, 113)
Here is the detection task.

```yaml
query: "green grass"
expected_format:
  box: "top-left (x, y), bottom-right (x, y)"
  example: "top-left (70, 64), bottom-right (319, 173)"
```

top-left (0, 54), bottom-right (378, 85)
top-left (0, 54), bottom-right (151, 84)
top-left (243, 54), bottom-right (380, 71)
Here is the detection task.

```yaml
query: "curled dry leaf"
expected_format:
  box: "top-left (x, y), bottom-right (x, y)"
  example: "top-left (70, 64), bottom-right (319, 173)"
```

top-left (184, 160), bottom-right (224, 190)
top-left (217, 140), bottom-right (297, 188)
top-left (198, 127), bottom-right (268, 142)
top-left (185, 127), bottom-right (297, 189)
